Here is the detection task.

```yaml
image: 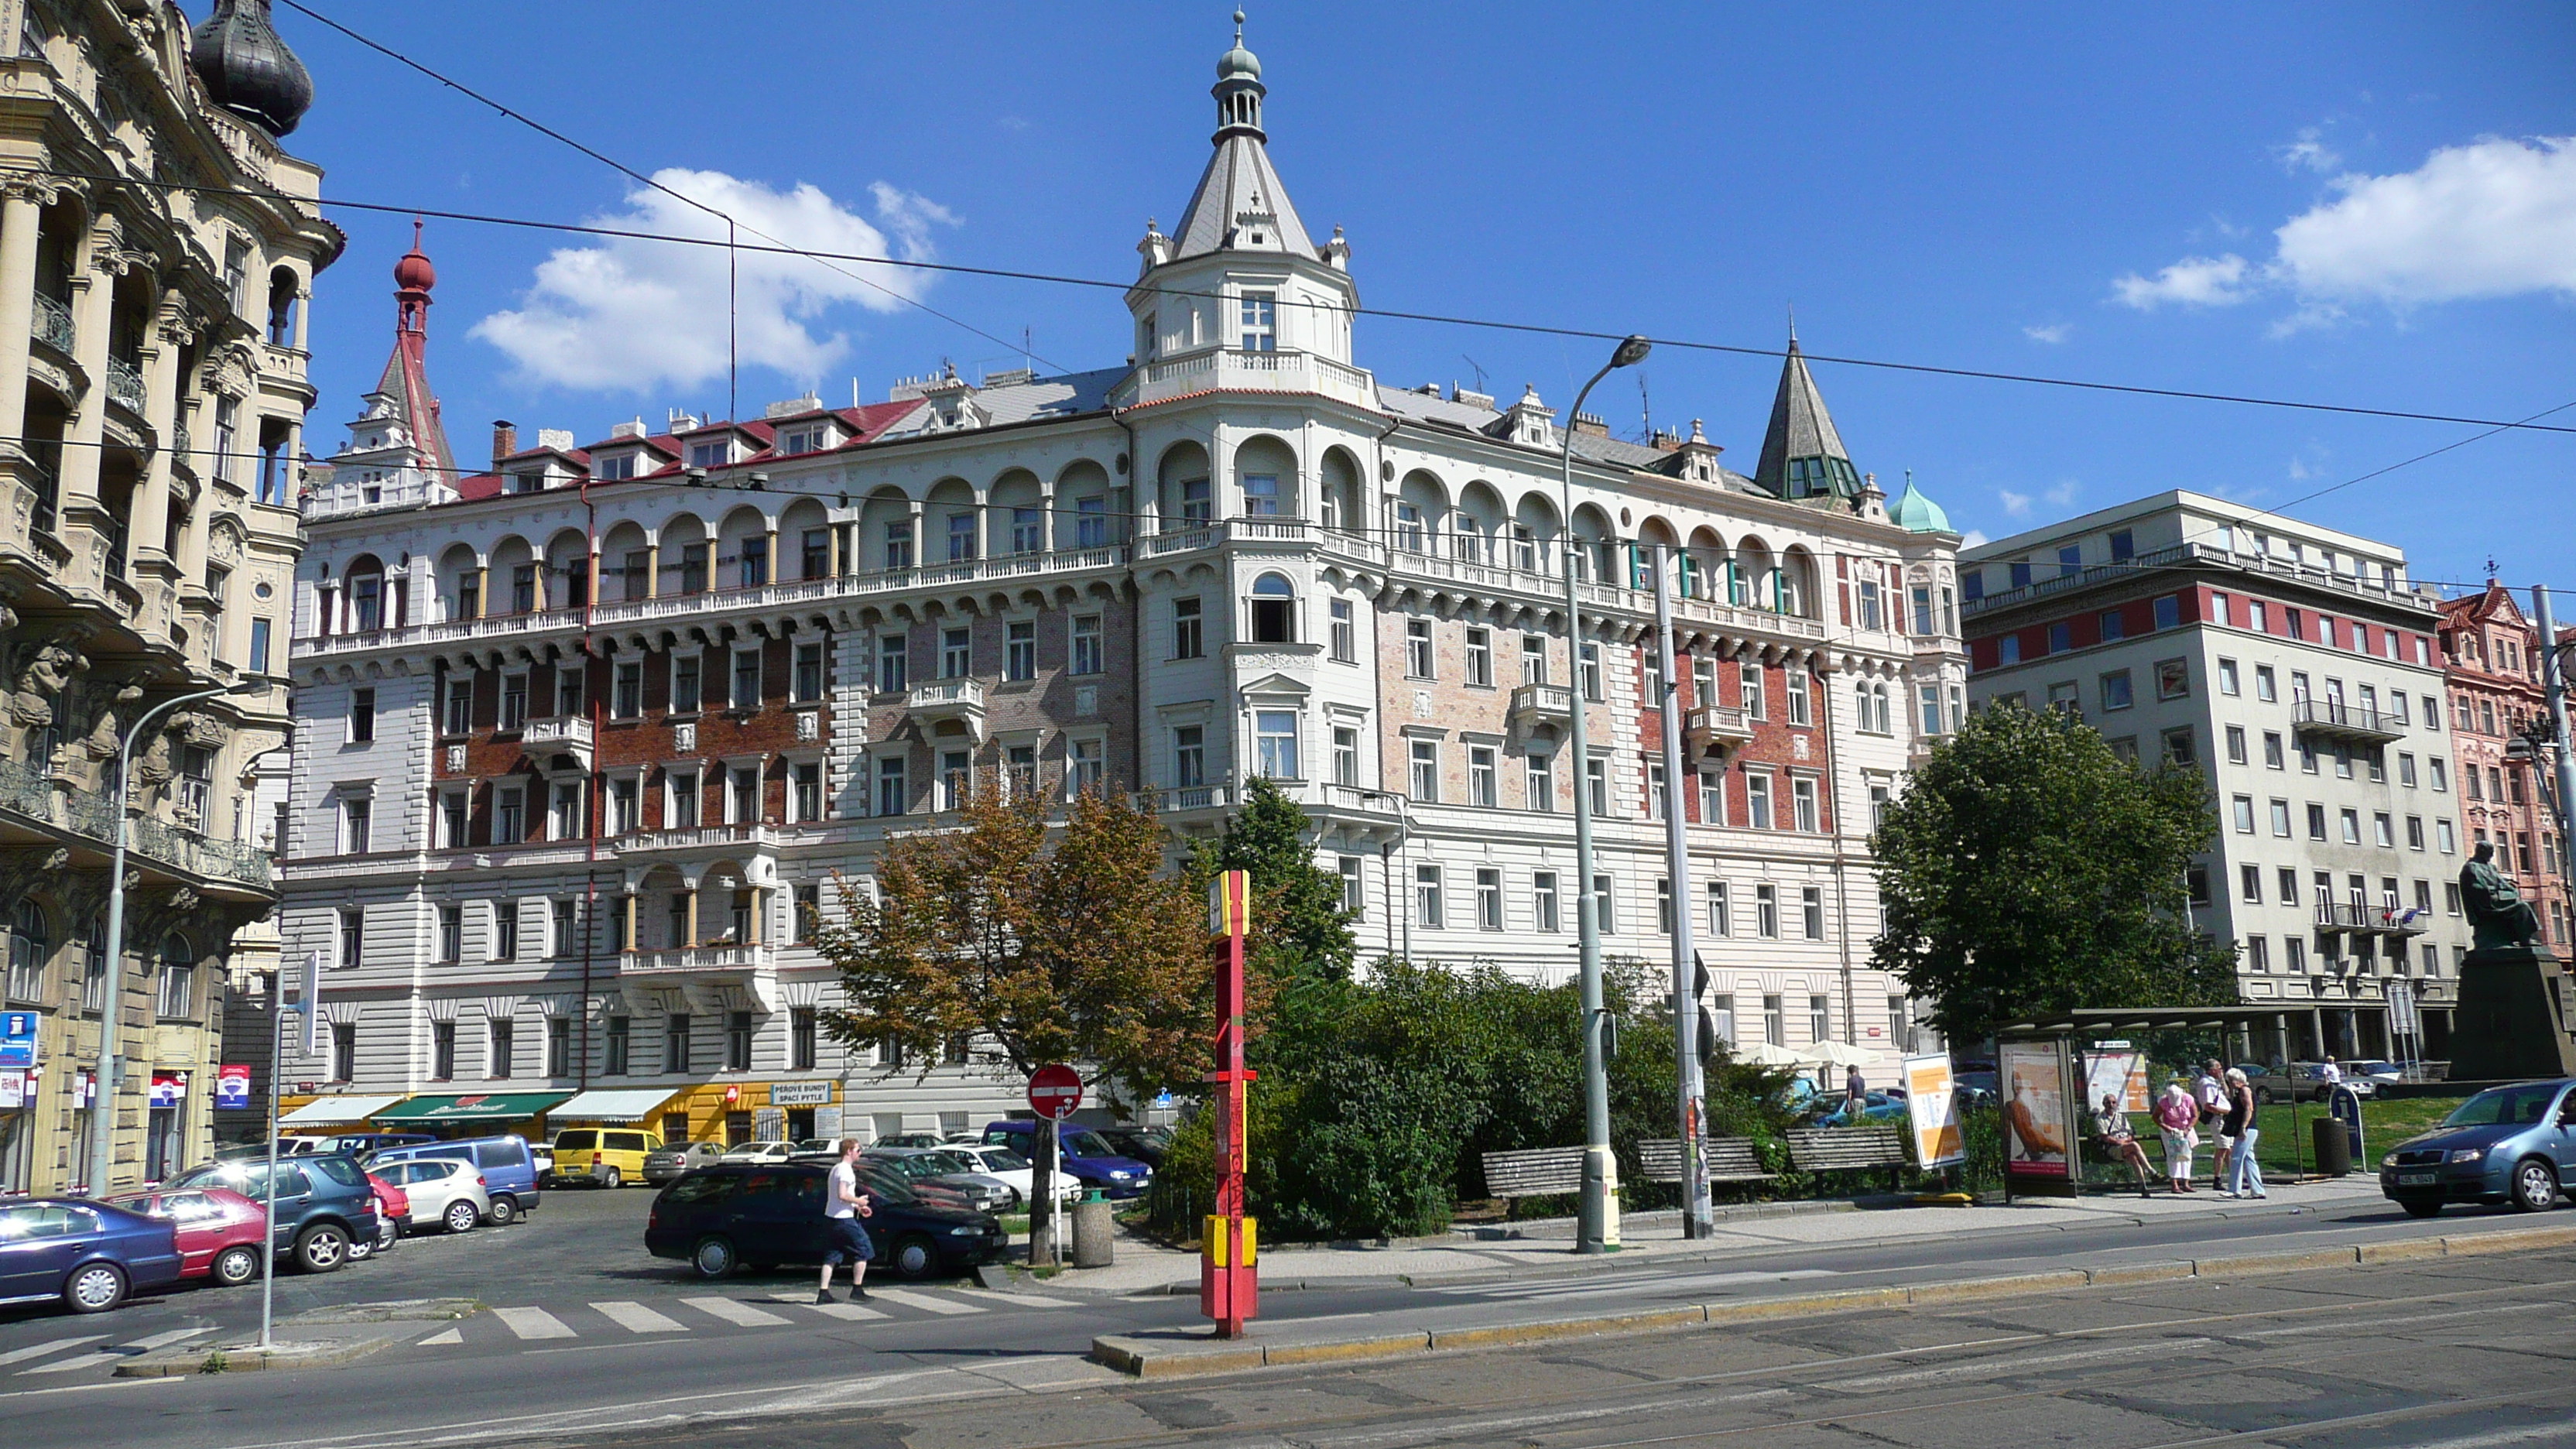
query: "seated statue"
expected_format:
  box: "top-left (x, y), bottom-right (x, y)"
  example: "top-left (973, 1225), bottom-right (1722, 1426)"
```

top-left (2460, 841), bottom-right (2543, 951)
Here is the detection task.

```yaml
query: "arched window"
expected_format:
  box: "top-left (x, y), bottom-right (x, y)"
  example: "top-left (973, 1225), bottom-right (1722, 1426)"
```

top-left (156, 933), bottom-right (196, 1019)
top-left (7, 899), bottom-right (49, 1002)
top-left (266, 267), bottom-right (300, 346)
top-left (1249, 572), bottom-right (1297, 644)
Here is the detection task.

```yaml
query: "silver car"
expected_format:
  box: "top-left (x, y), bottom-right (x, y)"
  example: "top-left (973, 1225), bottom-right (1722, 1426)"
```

top-left (378, 1158), bottom-right (493, 1235)
top-left (642, 1141), bottom-right (725, 1185)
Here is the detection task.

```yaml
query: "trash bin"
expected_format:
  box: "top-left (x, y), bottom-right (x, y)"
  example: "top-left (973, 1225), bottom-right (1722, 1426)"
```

top-left (2312, 1116), bottom-right (2352, 1177)
top-left (1071, 1191), bottom-right (1115, 1268)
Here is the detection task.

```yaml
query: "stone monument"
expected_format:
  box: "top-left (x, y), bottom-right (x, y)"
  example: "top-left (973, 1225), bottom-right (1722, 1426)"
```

top-left (2450, 841), bottom-right (2576, 1081)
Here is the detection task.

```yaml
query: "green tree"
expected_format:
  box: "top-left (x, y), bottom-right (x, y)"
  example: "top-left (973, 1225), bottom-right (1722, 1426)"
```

top-left (816, 788), bottom-right (1231, 1096)
top-left (1194, 776), bottom-right (1358, 986)
top-left (1869, 701), bottom-right (2239, 1044)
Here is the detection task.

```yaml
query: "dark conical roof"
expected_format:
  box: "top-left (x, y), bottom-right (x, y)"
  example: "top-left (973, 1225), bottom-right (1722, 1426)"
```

top-left (191, 0), bottom-right (313, 138)
top-left (1753, 337), bottom-right (1862, 503)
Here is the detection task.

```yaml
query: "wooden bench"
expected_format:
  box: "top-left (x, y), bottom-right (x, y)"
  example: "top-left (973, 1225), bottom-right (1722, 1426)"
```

top-left (1637, 1137), bottom-right (1773, 1185)
top-left (1785, 1126), bottom-right (1911, 1187)
top-left (1479, 1146), bottom-right (1584, 1202)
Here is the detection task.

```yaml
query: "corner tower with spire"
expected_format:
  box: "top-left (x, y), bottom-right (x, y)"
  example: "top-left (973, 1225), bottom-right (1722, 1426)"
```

top-left (1754, 331), bottom-right (1865, 506)
top-left (1125, 12), bottom-right (1361, 378)
top-left (310, 224), bottom-right (461, 516)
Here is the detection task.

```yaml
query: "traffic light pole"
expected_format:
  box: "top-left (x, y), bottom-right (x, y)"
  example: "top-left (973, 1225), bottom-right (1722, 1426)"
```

top-left (1651, 547), bottom-right (1712, 1239)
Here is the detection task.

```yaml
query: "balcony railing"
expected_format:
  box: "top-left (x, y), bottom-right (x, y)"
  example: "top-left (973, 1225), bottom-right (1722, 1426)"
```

top-left (618, 823), bottom-right (781, 855)
top-left (1149, 785), bottom-right (1230, 814)
top-left (2292, 698), bottom-right (2405, 746)
top-left (0, 755), bottom-right (273, 890)
top-left (1962, 540), bottom-right (2437, 620)
top-left (105, 357), bottom-right (146, 415)
top-left (1115, 346), bottom-right (1379, 411)
top-left (2314, 900), bottom-right (2430, 937)
top-left (1685, 703), bottom-right (1754, 755)
top-left (623, 944), bottom-right (775, 975)
top-left (31, 292), bottom-right (74, 352)
top-left (522, 714), bottom-right (594, 764)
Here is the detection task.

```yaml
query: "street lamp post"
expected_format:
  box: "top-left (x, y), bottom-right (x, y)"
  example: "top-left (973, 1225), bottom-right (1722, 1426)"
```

top-left (1560, 334), bottom-right (1651, 1254)
top-left (86, 678), bottom-right (264, 1194)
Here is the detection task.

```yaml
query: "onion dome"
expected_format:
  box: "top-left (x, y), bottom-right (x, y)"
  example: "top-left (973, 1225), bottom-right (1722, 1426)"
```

top-left (190, 0), bottom-right (314, 138)
top-left (1890, 471), bottom-right (1953, 533)
top-left (1218, 9), bottom-right (1261, 80)
top-left (394, 219), bottom-right (436, 293)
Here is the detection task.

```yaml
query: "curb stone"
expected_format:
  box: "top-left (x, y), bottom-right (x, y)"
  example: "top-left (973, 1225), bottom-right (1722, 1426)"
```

top-left (1087, 1221), bottom-right (2575, 1378)
top-left (116, 1331), bottom-right (410, 1378)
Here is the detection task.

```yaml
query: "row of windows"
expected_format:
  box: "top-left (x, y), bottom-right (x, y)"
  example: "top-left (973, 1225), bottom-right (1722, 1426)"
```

top-left (1338, 861), bottom-right (1832, 942)
top-left (2, 902), bottom-right (193, 1018)
top-left (405, 759), bottom-right (834, 852)
top-left (2228, 795), bottom-right (2460, 854)
top-left (436, 645), bottom-right (831, 736)
top-left (2218, 725), bottom-right (2448, 791)
top-left (2233, 863), bottom-right (2458, 921)
top-left (328, 1006), bottom-right (829, 1084)
top-left (874, 615), bottom-right (1105, 692)
top-left (2239, 934), bottom-right (2449, 978)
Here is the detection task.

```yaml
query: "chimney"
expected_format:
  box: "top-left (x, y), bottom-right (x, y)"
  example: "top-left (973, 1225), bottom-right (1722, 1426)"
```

top-left (491, 420), bottom-right (517, 468)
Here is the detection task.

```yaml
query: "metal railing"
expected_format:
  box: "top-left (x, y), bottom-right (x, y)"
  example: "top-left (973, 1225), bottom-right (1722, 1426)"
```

top-left (105, 357), bottom-right (146, 415)
top-left (0, 755), bottom-right (272, 889)
top-left (31, 293), bottom-right (74, 352)
top-left (2293, 698), bottom-right (2405, 737)
top-left (1963, 540), bottom-right (2435, 619)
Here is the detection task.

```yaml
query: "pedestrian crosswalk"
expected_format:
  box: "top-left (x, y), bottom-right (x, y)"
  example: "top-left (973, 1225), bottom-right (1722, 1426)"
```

top-left (0, 1286), bottom-right (1079, 1382)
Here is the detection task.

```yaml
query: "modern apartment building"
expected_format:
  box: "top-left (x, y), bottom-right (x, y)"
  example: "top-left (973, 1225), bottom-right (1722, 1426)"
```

top-left (274, 26), bottom-right (1966, 1147)
top-left (1963, 492), bottom-right (2466, 1060)
top-left (2437, 582), bottom-right (2572, 951)
top-left (0, 0), bottom-right (336, 1191)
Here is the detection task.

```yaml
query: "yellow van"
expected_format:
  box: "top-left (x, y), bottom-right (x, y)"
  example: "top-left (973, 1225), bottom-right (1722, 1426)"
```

top-left (548, 1128), bottom-right (663, 1188)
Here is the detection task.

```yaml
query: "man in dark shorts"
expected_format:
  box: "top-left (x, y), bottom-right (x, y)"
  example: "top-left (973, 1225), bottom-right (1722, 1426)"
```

top-left (819, 1138), bottom-right (874, 1303)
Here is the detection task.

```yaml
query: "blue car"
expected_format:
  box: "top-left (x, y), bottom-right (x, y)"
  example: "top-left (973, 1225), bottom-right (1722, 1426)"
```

top-left (2379, 1078), bottom-right (2576, 1218)
top-left (0, 1199), bottom-right (183, 1314)
top-left (979, 1122), bottom-right (1154, 1199)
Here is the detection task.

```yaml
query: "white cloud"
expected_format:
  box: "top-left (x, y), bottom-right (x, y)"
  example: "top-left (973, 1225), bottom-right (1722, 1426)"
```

top-left (2273, 135), bottom-right (2576, 303)
top-left (2111, 254), bottom-right (2255, 310)
top-left (1958, 529), bottom-right (1990, 549)
top-left (473, 169), bottom-right (958, 393)
top-left (2022, 322), bottom-right (2071, 344)
top-left (1999, 489), bottom-right (2033, 519)
top-left (2276, 126), bottom-right (2342, 174)
top-left (2043, 481), bottom-right (2079, 508)
top-left (2111, 135), bottom-right (2576, 326)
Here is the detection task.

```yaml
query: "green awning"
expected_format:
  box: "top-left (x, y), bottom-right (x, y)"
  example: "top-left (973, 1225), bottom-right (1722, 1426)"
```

top-left (373, 1092), bottom-right (570, 1124)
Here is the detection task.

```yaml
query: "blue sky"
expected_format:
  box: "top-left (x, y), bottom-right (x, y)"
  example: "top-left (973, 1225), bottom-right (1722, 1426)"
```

top-left (276, 2), bottom-right (2573, 594)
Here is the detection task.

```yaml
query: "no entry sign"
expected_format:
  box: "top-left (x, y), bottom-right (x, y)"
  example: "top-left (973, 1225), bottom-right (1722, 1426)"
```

top-left (1027, 1064), bottom-right (1083, 1121)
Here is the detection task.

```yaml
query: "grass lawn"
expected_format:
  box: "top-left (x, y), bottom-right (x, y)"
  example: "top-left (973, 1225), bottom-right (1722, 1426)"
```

top-left (2108, 1093), bottom-right (2470, 1180)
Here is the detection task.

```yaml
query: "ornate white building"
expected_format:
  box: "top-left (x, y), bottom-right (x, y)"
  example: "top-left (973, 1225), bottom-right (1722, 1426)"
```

top-left (276, 25), bottom-right (1964, 1147)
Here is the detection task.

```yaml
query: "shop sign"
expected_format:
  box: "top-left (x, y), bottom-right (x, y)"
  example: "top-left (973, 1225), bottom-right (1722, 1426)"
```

top-left (217, 1065), bottom-right (253, 1110)
top-left (0, 1069), bottom-right (26, 1110)
top-left (149, 1071), bottom-right (187, 1107)
top-left (0, 1011), bottom-right (35, 1069)
top-left (769, 1081), bottom-right (833, 1107)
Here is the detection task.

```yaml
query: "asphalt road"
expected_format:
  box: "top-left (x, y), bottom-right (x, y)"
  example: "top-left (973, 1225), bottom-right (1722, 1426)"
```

top-left (0, 1183), bottom-right (2567, 1449)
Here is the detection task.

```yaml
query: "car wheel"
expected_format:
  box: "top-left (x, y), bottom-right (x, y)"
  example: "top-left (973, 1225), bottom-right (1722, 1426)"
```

top-left (2512, 1158), bottom-right (2559, 1213)
top-left (691, 1236), bottom-right (737, 1279)
top-left (2400, 1200), bottom-right (2444, 1219)
top-left (889, 1233), bottom-right (940, 1282)
top-left (377, 1219), bottom-right (401, 1252)
top-left (348, 1232), bottom-right (374, 1262)
top-left (443, 1199), bottom-right (481, 1234)
top-left (63, 1262), bottom-right (127, 1314)
top-left (601, 1167), bottom-right (622, 1190)
top-left (293, 1224), bottom-right (349, 1274)
top-left (211, 1244), bottom-right (262, 1286)
top-left (486, 1196), bottom-right (519, 1226)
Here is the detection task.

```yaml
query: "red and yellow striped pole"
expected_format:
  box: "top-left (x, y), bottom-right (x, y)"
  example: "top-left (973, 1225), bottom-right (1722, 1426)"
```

top-left (1201, 868), bottom-right (1257, 1337)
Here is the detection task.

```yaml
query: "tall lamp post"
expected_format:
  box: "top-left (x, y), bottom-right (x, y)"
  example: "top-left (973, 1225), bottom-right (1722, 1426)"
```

top-left (87, 677), bottom-right (265, 1194)
top-left (1560, 334), bottom-right (1651, 1254)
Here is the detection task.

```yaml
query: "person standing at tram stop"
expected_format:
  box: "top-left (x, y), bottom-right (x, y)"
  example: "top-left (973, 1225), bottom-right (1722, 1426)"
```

top-left (819, 1139), bottom-right (875, 1303)
top-left (2221, 1068), bottom-right (2268, 1200)
top-left (2194, 1059), bottom-right (2232, 1192)
top-left (2153, 1078), bottom-right (2201, 1193)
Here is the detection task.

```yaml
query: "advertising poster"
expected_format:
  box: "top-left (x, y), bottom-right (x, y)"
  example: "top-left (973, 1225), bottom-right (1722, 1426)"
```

top-left (217, 1064), bottom-right (253, 1110)
top-left (2082, 1050), bottom-right (2149, 1115)
top-left (2000, 1041), bottom-right (2071, 1179)
top-left (0, 1069), bottom-right (26, 1109)
top-left (149, 1071), bottom-right (187, 1107)
top-left (1903, 1053), bottom-right (1965, 1170)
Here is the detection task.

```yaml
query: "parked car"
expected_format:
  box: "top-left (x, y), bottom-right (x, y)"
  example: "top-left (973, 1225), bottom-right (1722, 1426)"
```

top-left (872, 1132), bottom-right (953, 1149)
top-left (528, 1141), bottom-right (555, 1183)
top-left (2381, 1078), bottom-right (2576, 1217)
top-left (1092, 1126), bottom-right (1171, 1170)
top-left (923, 1142), bottom-right (1077, 1210)
top-left (720, 1141), bottom-right (797, 1166)
top-left (294, 1132), bottom-right (434, 1157)
top-left (165, 1156), bottom-right (379, 1274)
top-left (104, 1187), bottom-right (266, 1288)
top-left (365, 1136), bottom-right (541, 1223)
top-left (2250, 1063), bottom-right (2377, 1105)
top-left (355, 1172), bottom-right (409, 1258)
top-left (550, 1129), bottom-right (662, 1188)
top-left (979, 1122), bottom-right (1154, 1199)
top-left (849, 1155), bottom-right (980, 1213)
top-left (793, 1139), bottom-right (840, 1155)
top-left (0, 1199), bottom-right (183, 1313)
top-left (372, 1158), bottom-right (494, 1234)
top-left (1810, 1091), bottom-right (1912, 1129)
top-left (865, 1149), bottom-right (1012, 1214)
top-left (644, 1163), bottom-right (1008, 1283)
top-left (643, 1140), bottom-right (728, 1186)
top-left (2343, 1060), bottom-right (2406, 1086)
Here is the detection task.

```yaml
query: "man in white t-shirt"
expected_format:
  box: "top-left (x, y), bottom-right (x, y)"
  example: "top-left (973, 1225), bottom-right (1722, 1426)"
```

top-left (2320, 1060), bottom-right (2342, 1088)
top-left (818, 1139), bottom-right (874, 1303)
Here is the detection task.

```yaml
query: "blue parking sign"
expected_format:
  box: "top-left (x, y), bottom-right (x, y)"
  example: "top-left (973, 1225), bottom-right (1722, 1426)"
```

top-left (0, 1011), bottom-right (35, 1069)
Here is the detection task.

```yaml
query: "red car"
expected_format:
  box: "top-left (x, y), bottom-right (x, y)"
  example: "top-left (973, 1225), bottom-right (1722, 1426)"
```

top-left (106, 1187), bottom-right (267, 1287)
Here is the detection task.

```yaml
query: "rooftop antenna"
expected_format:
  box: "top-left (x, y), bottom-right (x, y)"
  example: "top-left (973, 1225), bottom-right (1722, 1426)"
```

top-left (1638, 371), bottom-right (1652, 443)
top-left (1024, 327), bottom-right (1034, 377)
top-left (1461, 355), bottom-right (1489, 393)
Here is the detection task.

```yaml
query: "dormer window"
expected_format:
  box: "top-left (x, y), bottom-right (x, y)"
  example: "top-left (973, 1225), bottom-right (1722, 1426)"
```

top-left (510, 472), bottom-right (543, 494)
top-left (688, 440), bottom-right (730, 468)
top-left (779, 426), bottom-right (827, 456)
top-left (594, 452), bottom-right (637, 481)
top-left (1239, 291), bottom-right (1276, 352)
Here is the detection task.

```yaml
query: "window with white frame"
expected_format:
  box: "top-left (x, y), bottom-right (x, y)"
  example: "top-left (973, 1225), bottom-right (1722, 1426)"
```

top-left (877, 633), bottom-right (907, 693)
top-left (875, 755), bottom-right (907, 816)
top-left (1409, 739), bottom-right (1439, 802)
top-left (1069, 738), bottom-right (1104, 797)
top-left (793, 642), bottom-right (825, 702)
top-left (1330, 600), bottom-right (1355, 663)
top-left (500, 672), bottom-right (529, 730)
top-left (1787, 672), bottom-right (1810, 726)
top-left (1255, 711), bottom-right (1300, 779)
top-left (1792, 776), bottom-right (1818, 832)
top-left (1238, 290), bottom-right (1276, 351)
top-left (1173, 597), bottom-right (1203, 659)
top-left (1006, 744), bottom-right (1037, 800)
top-left (1699, 770), bottom-right (1724, 825)
top-left (1070, 615), bottom-right (1103, 675)
top-left (1802, 886), bottom-right (1824, 939)
top-left (609, 776), bottom-right (639, 834)
top-left (729, 765), bottom-right (760, 824)
top-left (1464, 628), bottom-right (1492, 687)
top-left (1173, 727), bottom-right (1206, 789)
top-left (1468, 745), bottom-right (1498, 807)
top-left (940, 751), bottom-right (971, 810)
top-left (1333, 727), bottom-right (1360, 787)
top-left (1477, 868), bottom-right (1503, 930)
top-left (1527, 750), bottom-right (1554, 812)
top-left (666, 769), bottom-right (700, 829)
top-left (1756, 884), bottom-right (1779, 938)
top-left (1414, 864), bottom-right (1443, 929)
top-left (1005, 620), bottom-right (1036, 681)
top-left (792, 761), bottom-right (823, 821)
top-left (1591, 873), bottom-right (1615, 936)
top-left (671, 653), bottom-right (703, 714)
top-left (494, 786), bottom-right (524, 844)
top-left (1533, 871), bottom-right (1560, 931)
top-left (493, 900), bottom-right (519, 961)
top-left (341, 795), bottom-right (372, 855)
top-left (1406, 619), bottom-right (1434, 678)
top-left (1747, 772), bottom-right (1773, 830)
top-left (1338, 856), bottom-right (1364, 916)
top-left (1706, 880), bottom-right (1729, 937)
top-left (940, 628), bottom-right (971, 679)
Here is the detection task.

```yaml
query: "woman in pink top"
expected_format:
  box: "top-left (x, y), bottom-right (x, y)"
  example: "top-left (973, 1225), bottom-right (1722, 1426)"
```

top-left (2153, 1081), bottom-right (2201, 1193)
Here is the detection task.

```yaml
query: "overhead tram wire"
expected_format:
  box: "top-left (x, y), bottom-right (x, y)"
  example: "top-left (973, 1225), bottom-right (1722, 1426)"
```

top-left (272, 0), bottom-right (1071, 388)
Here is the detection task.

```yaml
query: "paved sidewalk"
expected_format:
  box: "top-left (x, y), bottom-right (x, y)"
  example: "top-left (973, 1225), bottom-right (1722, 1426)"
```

top-left (1023, 1174), bottom-right (2391, 1295)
